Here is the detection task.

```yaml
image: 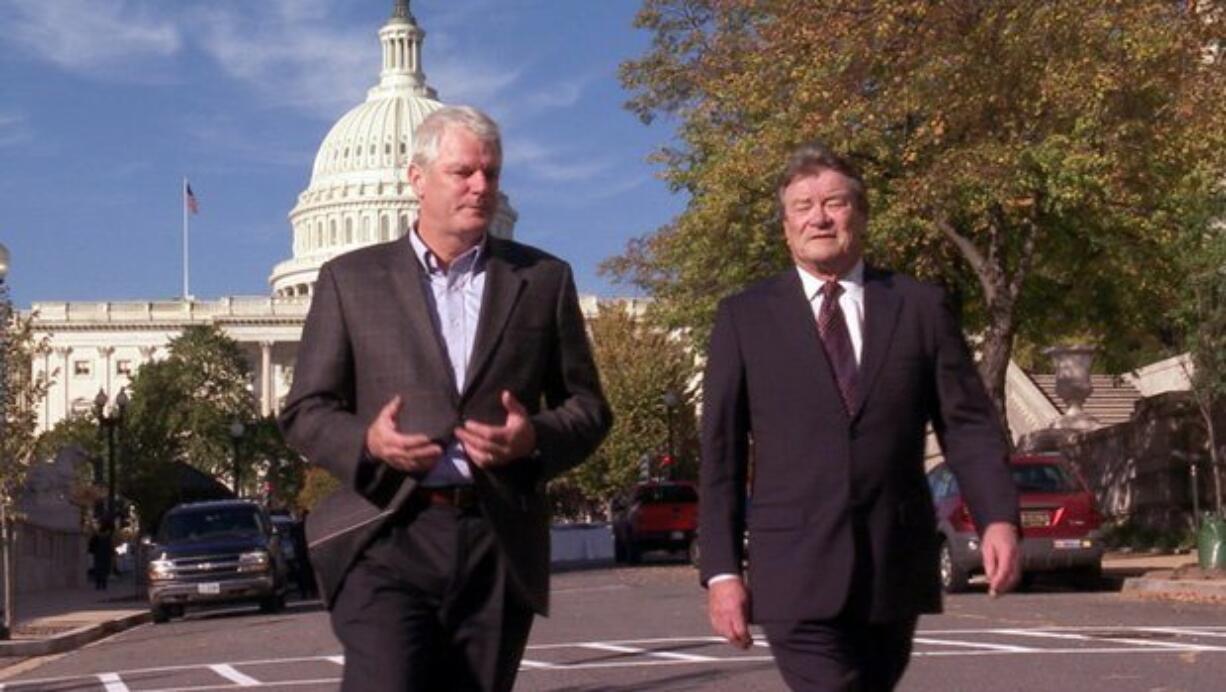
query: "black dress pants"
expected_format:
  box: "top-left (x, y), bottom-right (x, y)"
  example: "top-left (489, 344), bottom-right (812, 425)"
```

top-left (329, 503), bottom-right (534, 692)
top-left (762, 510), bottom-right (918, 691)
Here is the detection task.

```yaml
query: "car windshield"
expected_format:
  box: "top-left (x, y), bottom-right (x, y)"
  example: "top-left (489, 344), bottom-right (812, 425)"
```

top-left (636, 485), bottom-right (698, 504)
top-left (159, 507), bottom-right (264, 542)
top-left (1011, 463), bottom-right (1079, 493)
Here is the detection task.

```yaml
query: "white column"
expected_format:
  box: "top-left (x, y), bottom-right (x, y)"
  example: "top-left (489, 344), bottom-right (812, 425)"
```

top-left (97, 346), bottom-right (115, 399)
top-left (138, 346), bottom-right (158, 364)
top-left (55, 346), bottom-right (73, 422)
top-left (260, 341), bottom-right (274, 417)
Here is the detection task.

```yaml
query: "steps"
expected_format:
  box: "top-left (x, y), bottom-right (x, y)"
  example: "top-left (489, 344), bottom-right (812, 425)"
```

top-left (1029, 374), bottom-right (1143, 427)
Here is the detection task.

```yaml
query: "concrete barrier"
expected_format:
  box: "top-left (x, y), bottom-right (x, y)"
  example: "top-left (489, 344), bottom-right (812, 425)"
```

top-left (550, 523), bottom-right (614, 566)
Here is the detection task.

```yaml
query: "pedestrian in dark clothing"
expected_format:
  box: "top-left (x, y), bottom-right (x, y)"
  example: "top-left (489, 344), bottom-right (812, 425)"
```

top-left (88, 522), bottom-right (114, 590)
top-left (291, 514), bottom-right (316, 598)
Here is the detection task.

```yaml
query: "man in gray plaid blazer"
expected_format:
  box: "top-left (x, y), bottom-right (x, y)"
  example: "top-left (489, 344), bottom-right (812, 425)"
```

top-left (280, 106), bottom-right (611, 692)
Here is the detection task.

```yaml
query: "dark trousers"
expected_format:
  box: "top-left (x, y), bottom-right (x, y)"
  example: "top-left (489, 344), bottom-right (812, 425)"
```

top-left (330, 503), bottom-right (535, 692)
top-left (762, 510), bottom-right (917, 691)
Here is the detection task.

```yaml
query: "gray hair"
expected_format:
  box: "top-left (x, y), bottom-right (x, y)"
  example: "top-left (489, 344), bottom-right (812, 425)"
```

top-left (775, 142), bottom-right (868, 216)
top-left (411, 105), bottom-right (502, 169)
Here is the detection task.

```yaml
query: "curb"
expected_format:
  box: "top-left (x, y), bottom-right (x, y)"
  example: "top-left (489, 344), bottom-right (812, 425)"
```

top-left (0, 611), bottom-right (151, 658)
top-left (1121, 576), bottom-right (1226, 603)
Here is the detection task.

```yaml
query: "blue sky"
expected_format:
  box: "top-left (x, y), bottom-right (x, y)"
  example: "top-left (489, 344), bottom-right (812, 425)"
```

top-left (0, 0), bottom-right (684, 308)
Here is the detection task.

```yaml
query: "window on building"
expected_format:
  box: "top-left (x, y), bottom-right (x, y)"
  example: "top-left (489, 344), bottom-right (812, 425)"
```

top-left (116, 360), bottom-right (133, 376)
top-left (73, 360), bottom-right (92, 377)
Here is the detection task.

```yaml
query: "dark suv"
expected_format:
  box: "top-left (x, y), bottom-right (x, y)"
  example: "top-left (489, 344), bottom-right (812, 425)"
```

top-left (612, 481), bottom-right (699, 564)
top-left (146, 500), bottom-right (289, 623)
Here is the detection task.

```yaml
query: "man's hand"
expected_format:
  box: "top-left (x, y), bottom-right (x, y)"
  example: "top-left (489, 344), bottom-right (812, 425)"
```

top-left (454, 390), bottom-right (537, 468)
top-left (365, 396), bottom-right (443, 473)
top-left (707, 578), bottom-right (753, 649)
top-left (981, 521), bottom-right (1021, 597)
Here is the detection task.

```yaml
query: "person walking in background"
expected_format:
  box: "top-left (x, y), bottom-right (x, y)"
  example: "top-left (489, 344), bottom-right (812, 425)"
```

top-left (88, 519), bottom-right (114, 591)
top-left (699, 142), bottom-right (1021, 691)
top-left (280, 106), bottom-right (611, 691)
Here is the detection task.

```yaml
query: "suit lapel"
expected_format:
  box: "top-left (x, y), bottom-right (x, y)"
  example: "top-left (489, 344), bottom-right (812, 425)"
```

top-left (767, 270), bottom-right (850, 422)
top-left (462, 240), bottom-right (526, 396)
top-left (383, 235), bottom-right (459, 399)
top-left (853, 266), bottom-right (902, 418)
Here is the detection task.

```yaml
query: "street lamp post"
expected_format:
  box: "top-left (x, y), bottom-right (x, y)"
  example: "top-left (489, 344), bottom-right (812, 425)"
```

top-left (94, 388), bottom-right (129, 521)
top-left (229, 420), bottom-right (245, 498)
top-left (662, 390), bottom-right (681, 479)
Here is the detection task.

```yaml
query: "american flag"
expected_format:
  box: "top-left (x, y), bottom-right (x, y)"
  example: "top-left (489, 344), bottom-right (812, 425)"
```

top-left (185, 183), bottom-right (199, 215)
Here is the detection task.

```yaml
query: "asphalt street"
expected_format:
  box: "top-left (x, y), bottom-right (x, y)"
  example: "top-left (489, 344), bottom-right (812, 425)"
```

top-left (3, 558), bottom-right (1225, 691)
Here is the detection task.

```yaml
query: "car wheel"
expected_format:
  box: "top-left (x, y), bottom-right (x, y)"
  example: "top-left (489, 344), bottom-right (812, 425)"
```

top-left (151, 604), bottom-right (170, 624)
top-left (625, 539), bottom-right (642, 565)
top-left (1070, 563), bottom-right (1102, 591)
top-left (259, 593), bottom-right (285, 614)
top-left (939, 540), bottom-right (969, 594)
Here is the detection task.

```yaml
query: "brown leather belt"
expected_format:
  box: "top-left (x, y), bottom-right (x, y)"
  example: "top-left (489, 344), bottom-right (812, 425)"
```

top-left (415, 485), bottom-right (479, 511)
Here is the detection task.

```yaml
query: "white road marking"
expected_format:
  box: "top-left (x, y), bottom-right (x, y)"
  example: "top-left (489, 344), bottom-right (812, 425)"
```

top-left (6, 626), bottom-right (1226, 688)
top-left (99, 672), bottom-right (129, 692)
top-left (913, 637), bottom-right (1036, 652)
top-left (994, 628), bottom-right (1226, 652)
top-left (210, 664), bottom-right (261, 686)
top-left (579, 642), bottom-right (718, 662)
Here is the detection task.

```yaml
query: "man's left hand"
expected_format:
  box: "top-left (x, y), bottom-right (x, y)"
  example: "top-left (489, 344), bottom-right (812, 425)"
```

top-left (981, 521), bottom-right (1021, 597)
top-left (455, 390), bottom-right (537, 468)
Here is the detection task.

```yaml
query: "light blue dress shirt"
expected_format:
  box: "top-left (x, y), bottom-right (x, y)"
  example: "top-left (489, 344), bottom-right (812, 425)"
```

top-left (408, 229), bottom-right (486, 487)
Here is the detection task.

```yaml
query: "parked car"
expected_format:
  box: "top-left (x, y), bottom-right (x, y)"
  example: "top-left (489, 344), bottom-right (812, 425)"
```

top-left (928, 454), bottom-right (1104, 593)
top-left (612, 481), bottom-right (699, 564)
top-left (146, 500), bottom-right (290, 623)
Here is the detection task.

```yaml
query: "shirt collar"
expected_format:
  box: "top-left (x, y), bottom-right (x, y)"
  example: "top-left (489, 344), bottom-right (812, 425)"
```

top-left (409, 227), bottom-right (486, 276)
top-left (797, 260), bottom-right (865, 303)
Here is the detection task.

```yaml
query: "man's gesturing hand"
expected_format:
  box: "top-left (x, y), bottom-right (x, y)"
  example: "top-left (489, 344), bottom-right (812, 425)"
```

top-left (982, 521), bottom-right (1021, 597)
top-left (365, 396), bottom-right (443, 473)
top-left (708, 578), bottom-right (753, 650)
top-left (454, 390), bottom-right (537, 468)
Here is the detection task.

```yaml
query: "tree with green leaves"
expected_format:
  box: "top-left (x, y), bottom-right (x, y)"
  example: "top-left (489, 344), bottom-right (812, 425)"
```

top-left (612, 0), bottom-right (1225, 438)
top-left (1176, 227), bottom-right (1226, 516)
top-left (40, 325), bottom-right (299, 528)
top-left (551, 302), bottom-right (698, 519)
top-left (0, 301), bottom-right (52, 517)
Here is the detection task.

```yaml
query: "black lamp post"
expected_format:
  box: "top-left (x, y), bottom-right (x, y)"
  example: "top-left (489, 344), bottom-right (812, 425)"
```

top-left (229, 420), bottom-right (246, 498)
top-left (662, 390), bottom-right (681, 478)
top-left (93, 387), bottom-right (129, 521)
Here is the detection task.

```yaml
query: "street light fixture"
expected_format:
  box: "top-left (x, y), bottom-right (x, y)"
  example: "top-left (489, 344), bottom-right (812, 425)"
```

top-left (229, 420), bottom-right (246, 498)
top-left (94, 387), bottom-right (129, 521)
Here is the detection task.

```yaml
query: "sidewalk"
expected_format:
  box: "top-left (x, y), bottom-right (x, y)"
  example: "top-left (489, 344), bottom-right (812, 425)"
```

top-left (0, 552), bottom-right (1222, 661)
top-left (0, 571), bottom-right (149, 658)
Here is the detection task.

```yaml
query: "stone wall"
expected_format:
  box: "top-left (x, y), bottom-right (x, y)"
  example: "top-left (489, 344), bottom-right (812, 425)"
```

top-left (1049, 392), bottom-right (1224, 532)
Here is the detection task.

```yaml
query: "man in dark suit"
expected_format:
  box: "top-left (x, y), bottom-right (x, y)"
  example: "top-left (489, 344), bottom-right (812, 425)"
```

top-left (699, 143), bottom-right (1021, 691)
top-left (280, 106), bottom-right (611, 692)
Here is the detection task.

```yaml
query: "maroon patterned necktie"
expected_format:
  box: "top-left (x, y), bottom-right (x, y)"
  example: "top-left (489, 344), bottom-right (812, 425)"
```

top-left (817, 281), bottom-right (858, 414)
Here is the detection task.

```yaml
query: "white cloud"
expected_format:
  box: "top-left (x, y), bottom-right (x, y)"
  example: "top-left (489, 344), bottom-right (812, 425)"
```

top-left (0, 113), bottom-right (31, 148)
top-left (0, 0), bottom-right (180, 75)
top-left (192, 4), bottom-right (372, 120)
top-left (504, 139), bottom-right (613, 183)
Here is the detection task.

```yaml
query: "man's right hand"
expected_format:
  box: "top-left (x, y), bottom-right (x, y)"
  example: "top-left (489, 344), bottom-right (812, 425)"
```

top-left (708, 578), bottom-right (753, 649)
top-left (365, 396), bottom-right (443, 474)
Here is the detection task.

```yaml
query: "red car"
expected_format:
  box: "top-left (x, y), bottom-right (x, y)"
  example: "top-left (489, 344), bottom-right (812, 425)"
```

top-left (927, 454), bottom-right (1104, 593)
top-left (612, 481), bottom-right (699, 564)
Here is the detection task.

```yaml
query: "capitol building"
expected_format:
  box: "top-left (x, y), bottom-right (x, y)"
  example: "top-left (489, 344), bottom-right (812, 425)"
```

top-left (24, 0), bottom-right (600, 433)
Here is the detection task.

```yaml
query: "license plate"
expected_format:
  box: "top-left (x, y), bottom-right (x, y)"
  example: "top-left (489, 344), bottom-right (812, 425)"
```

top-left (670, 531), bottom-right (685, 541)
top-left (1021, 510), bottom-right (1050, 528)
top-left (197, 582), bottom-right (221, 595)
top-left (1054, 539), bottom-right (1084, 549)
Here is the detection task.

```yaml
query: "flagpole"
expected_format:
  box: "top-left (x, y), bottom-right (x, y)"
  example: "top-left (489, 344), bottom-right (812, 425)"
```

top-left (182, 177), bottom-right (190, 300)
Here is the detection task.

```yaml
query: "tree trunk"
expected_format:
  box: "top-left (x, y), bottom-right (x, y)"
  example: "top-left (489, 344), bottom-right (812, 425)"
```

top-left (978, 298), bottom-right (1017, 447)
